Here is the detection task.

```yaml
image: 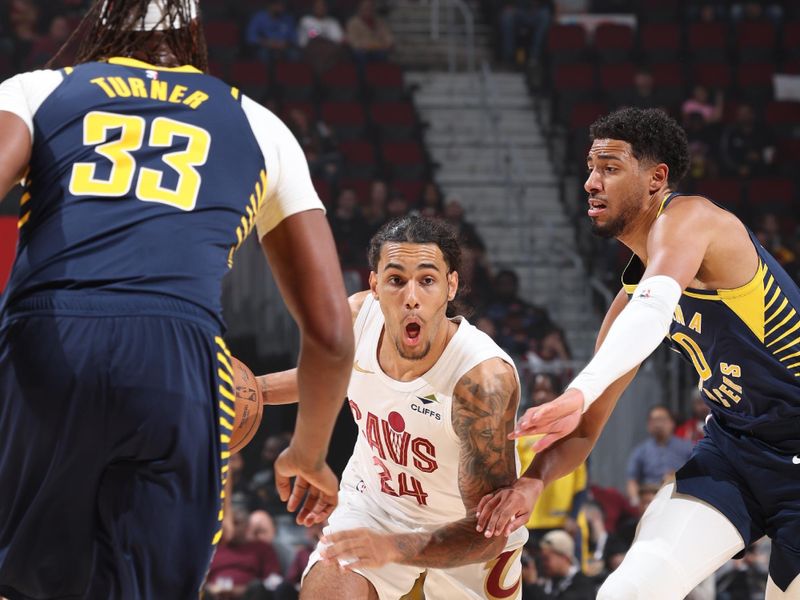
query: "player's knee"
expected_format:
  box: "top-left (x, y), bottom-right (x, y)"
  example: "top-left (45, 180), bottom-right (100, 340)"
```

top-left (597, 570), bottom-right (641, 600)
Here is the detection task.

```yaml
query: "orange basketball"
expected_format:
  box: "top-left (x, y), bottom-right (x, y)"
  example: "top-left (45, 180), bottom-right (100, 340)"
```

top-left (229, 356), bottom-right (264, 454)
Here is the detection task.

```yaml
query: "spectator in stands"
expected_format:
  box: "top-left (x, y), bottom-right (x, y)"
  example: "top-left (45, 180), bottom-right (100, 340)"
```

top-left (731, 1), bottom-right (784, 24)
top-left (363, 179), bottom-right (388, 236)
top-left (754, 212), bottom-right (795, 267)
top-left (675, 388), bottom-right (711, 444)
top-left (284, 107), bottom-right (340, 182)
top-left (9, 0), bottom-right (40, 70)
top-left (626, 70), bottom-right (660, 110)
top-left (526, 326), bottom-right (572, 380)
top-left (457, 245), bottom-right (494, 316)
top-left (248, 433), bottom-right (291, 515)
top-left (298, 0), bottom-right (343, 48)
top-left (385, 188), bottom-right (410, 220)
top-left (205, 506), bottom-right (282, 600)
top-left (418, 181), bottom-right (444, 217)
top-left (684, 111), bottom-right (719, 181)
top-left (715, 540), bottom-right (770, 600)
top-left (346, 0), bottom-right (394, 63)
top-left (443, 197), bottom-right (485, 250)
top-left (719, 103), bottom-right (776, 177)
top-left (329, 187), bottom-right (370, 269)
top-left (248, 510), bottom-right (277, 545)
top-left (537, 529), bottom-right (597, 598)
top-left (485, 269), bottom-right (552, 333)
top-left (274, 522), bottom-right (325, 600)
top-left (228, 451), bottom-right (253, 507)
top-left (625, 405), bottom-right (693, 507)
top-left (520, 547), bottom-right (546, 599)
top-left (682, 85), bottom-right (724, 126)
top-left (499, 0), bottom-right (554, 68)
top-left (588, 484), bottom-right (638, 537)
top-left (246, 0), bottom-right (298, 63)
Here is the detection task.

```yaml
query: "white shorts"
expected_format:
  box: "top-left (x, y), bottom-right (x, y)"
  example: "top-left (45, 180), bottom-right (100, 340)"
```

top-left (302, 490), bottom-right (525, 600)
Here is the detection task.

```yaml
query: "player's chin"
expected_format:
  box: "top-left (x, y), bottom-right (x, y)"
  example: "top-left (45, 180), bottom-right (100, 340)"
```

top-left (399, 339), bottom-right (430, 361)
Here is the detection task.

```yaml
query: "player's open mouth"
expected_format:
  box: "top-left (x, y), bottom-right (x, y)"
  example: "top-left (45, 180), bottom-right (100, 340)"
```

top-left (588, 198), bottom-right (607, 217)
top-left (404, 322), bottom-right (421, 345)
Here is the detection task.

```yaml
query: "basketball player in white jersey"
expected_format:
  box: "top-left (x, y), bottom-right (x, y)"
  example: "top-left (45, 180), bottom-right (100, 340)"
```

top-left (259, 216), bottom-right (528, 599)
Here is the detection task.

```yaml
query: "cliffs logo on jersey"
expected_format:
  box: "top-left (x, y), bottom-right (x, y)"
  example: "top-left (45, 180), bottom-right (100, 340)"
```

top-left (412, 393), bottom-right (442, 420)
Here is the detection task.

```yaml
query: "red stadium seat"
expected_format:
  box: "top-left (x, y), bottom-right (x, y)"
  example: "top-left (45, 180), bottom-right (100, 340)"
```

top-left (746, 178), bottom-right (795, 212)
top-left (687, 22), bottom-right (728, 62)
top-left (204, 20), bottom-right (239, 61)
top-left (280, 101), bottom-right (317, 123)
top-left (381, 142), bottom-right (426, 180)
top-left (735, 63), bottom-right (775, 102)
top-left (392, 181), bottom-right (425, 206)
top-left (765, 101), bottom-right (800, 128)
top-left (736, 21), bottom-right (777, 63)
top-left (320, 101), bottom-right (367, 140)
top-left (694, 179), bottom-right (744, 209)
top-left (637, 0), bottom-right (680, 23)
top-left (782, 22), bottom-right (800, 61)
top-left (599, 63), bottom-right (636, 105)
top-left (0, 217), bottom-right (17, 292)
top-left (691, 63), bottom-right (732, 91)
top-left (369, 101), bottom-right (419, 141)
top-left (311, 177), bottom-right (333, 206)
top-left (364, 63), bottom-right (406, 101)
top-left (639, 23), bottom-right (681, 63)
top-left (319, 62), bottom-right (361, 101)
top-left (337, 179), bottom-right (372, 203)
top-left (593, 23), bottom-right (635, 63)
top-left (551, 63), bottom-right (596, 123)
top-left (569, 102), bottom-right (607, 129)
top-left (651, 62), bottom-right (684, 107)
top-left (545, 24), bottom-right (587, 64)
top-left (339, 141), bottom-right (378, 179)
top-left (229, 60), bottom-right (270, 99)
top-left (273, 61), bottom-right (315, 101)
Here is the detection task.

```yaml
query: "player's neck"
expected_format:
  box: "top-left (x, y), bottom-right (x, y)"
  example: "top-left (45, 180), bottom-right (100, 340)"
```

top-left (617, 187), bottom-right (671, 263)
top-left (378, 319), bottom-right (457, 382)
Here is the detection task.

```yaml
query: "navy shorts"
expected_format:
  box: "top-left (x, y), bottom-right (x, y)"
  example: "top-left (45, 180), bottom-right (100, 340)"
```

top-left (676, 416), bottom-right (800, 591)
top-left (0, 292), bottom-right (234, 600)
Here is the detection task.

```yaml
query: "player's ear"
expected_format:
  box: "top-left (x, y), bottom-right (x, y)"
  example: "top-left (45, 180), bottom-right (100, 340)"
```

top-left (650, 163), bottom-right (669, 192)
top-left (369, 271), bottom-right (379, 299)
top-left (447, 271), bottom-right (458, 301)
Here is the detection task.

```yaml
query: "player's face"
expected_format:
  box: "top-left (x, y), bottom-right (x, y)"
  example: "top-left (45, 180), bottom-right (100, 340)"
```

top-left (584, 139), bottom-right (650, 239)
top-left (370, 242), bottom-right (458, 361)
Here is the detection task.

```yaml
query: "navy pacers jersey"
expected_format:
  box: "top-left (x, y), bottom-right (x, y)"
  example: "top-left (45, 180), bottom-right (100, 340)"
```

top-left (623, 193), bottom-right (800, 452)
top-left (2, 58), bottom-right (266, 327)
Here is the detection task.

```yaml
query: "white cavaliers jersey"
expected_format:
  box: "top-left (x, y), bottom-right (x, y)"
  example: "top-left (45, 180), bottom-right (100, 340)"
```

top-left (341, 295), bottom-right (528, 548)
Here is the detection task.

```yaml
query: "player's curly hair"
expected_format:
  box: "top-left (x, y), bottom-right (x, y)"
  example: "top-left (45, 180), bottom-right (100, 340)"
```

top-left (590, 107), bottom-right (690, 188)
top-left (368, 216), bottom-right (469, 317)
top-left (50, 0), bottom-right (207, 72)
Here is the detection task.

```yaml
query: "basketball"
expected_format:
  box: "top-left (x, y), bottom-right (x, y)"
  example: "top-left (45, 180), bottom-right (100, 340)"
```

top-left (229, 356), bottom-right (264, 454)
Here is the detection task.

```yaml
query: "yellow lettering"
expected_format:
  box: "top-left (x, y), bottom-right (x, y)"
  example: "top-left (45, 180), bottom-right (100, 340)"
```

top-left (720, 363), bottom-right (741, 378)
top-left (168, 84), bottom-right (187, 103)
top-left (107, 76), bottom-right (132, 97)
top-left (689, 312), bottom-right (702, 334)
top-left (722, 376), bottom-right (742, 394)
top-left (703, 387), bottom-right (727, 407)
top-left (183, 90), bottom-right (209, 109)
top-left (718, 384), bottom-right (741, 404)
top-left (671, 332), bottom-right (712, 381)
top-left (128, 77), bottom-right (148, 98)
top-left (150, 79), bottom-right (168, 101)
top-left (90, 77), bottom-right (116, 98)
top-left (711, 387), bottom-right (732, 408)
top-left (674, 305), bottom-right (686, 326)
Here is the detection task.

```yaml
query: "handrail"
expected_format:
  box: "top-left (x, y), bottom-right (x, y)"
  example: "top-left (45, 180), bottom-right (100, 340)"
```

top-left (430, 0), bottom-right (475, 72)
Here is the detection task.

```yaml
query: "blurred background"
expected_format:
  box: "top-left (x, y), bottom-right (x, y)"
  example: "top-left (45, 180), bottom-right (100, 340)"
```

top-left (1, 0), bottom-right (797, 597)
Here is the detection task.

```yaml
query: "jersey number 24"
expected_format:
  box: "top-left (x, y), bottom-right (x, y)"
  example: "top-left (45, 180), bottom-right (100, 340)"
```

top-left (69, 110), bottom-right (210, 211)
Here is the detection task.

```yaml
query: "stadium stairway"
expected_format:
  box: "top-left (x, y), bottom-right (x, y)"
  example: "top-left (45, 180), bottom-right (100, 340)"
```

top-left (388, 2), bottom-right (599, 360)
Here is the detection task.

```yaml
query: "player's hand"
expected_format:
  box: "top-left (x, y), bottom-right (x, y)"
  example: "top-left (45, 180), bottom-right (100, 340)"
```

top-left (510, 388), bottom-right (584, 451)
top-left (274, 444), bottom-right (338, 526)
top-left (476, 478), bottom-right (543, 537)
top-left (319, 528), bottom-right (401, 570)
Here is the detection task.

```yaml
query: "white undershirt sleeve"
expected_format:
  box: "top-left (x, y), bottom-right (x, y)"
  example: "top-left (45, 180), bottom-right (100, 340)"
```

top-left (240, 95), bottom-right (325, 239)
top-left (0, 69), bottom-right (64, 143)
top-left (569, 275), bottom-right (682, 412)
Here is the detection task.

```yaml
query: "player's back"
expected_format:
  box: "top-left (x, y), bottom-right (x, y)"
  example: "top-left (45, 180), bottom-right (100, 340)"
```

top-left (623, 192), bottom-right (800, 452)
top-left (2, 58), bottom-right (267, 327)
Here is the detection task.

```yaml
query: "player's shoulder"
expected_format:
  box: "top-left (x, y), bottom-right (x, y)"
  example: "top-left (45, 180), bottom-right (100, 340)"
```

top-left (655, 192), bottom-right (738, 236)
top-left (454, 355), bottom-right (516, 396)
top-left (2, 68), bottom-right (64, 92)
top-left (348, 290), bottom-right (372, 323)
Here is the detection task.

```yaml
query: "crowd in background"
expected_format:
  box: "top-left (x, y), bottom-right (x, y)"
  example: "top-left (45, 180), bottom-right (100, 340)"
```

top-left (1, 0), bottom-right (795, 598)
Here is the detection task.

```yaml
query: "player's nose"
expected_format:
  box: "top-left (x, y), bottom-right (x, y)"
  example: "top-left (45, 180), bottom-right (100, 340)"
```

top-left (584, 169), bottom-right (602, 194)
top-left (404, 281), bottom-right (420, 309)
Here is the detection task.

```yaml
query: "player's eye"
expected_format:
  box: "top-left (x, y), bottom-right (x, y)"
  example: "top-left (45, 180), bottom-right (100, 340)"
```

top-left (421, 277), bottom-right (435, 286)
top-left (388, 276), bottom-right (403, 286)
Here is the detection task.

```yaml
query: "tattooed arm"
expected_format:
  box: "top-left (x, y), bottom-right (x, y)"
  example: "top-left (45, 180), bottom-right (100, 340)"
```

top-left (321, 357), bottom-right (520, 569)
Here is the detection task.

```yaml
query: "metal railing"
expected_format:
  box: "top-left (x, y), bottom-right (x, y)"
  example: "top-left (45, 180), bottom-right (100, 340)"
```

top-left (430, 0), bottom-right (475, 72)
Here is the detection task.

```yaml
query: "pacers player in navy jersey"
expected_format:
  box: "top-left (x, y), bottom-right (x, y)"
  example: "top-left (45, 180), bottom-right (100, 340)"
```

top-left (476, 108), bottom-right (800, 599)
top-left (0, 1), bottom-right (353, 598)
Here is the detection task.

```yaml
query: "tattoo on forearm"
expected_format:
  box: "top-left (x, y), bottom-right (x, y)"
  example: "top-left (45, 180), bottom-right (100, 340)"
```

top-left (394, 364), bottom-right (518, 568)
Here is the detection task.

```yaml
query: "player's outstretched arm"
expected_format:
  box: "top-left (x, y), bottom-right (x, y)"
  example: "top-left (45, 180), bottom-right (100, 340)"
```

top-left (477, 288), bottom-right (637, 536)
top-left (256, 291), bottom-right (370, 406)
top-left (0, 110), bottom-right (31, 199)
top-left (261, 209), bottom-right (354, 511)
top-left (321, 358), bottom-right (520, 569)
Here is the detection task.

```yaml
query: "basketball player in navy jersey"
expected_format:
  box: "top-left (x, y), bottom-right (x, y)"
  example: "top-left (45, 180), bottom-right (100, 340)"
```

top-left (476, 108), bottom-right (800, 599)
top-left (0, 1), bottom-right (353, 598)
